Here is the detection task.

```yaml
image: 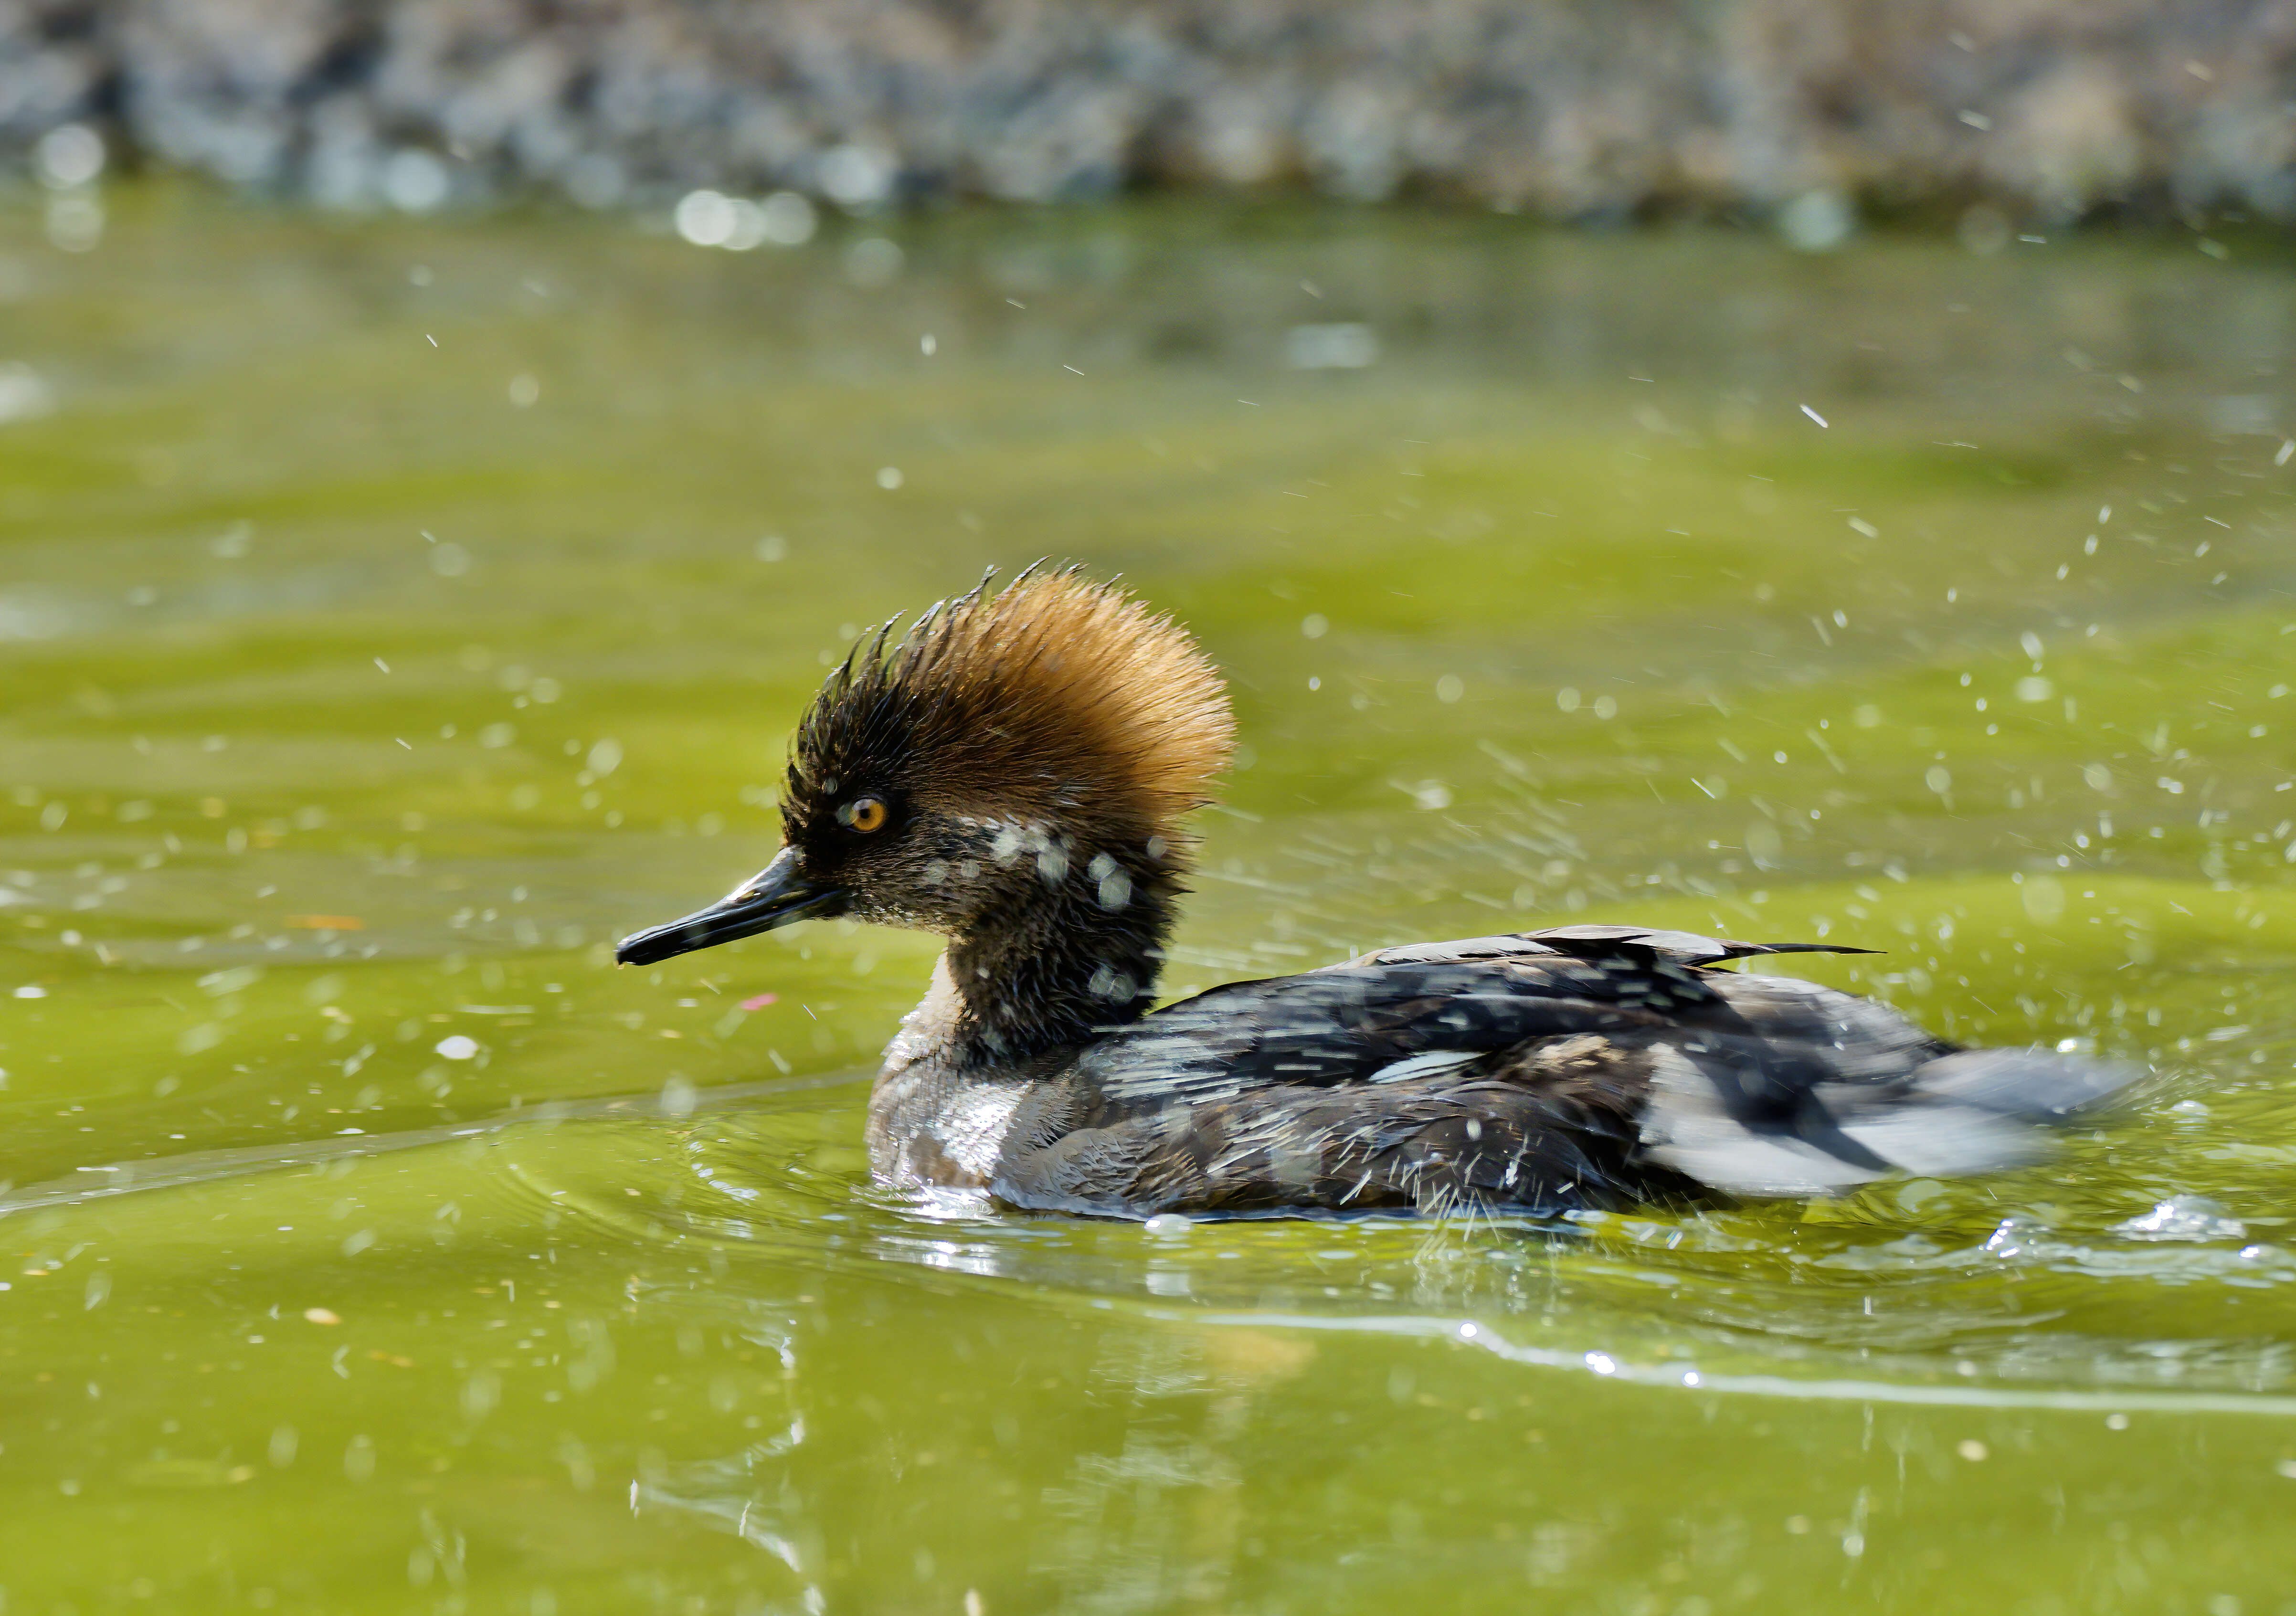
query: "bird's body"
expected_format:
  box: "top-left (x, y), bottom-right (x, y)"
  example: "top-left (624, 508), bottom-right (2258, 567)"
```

top-left (619, 569), bottom-right (2132, 1220)
top-left (865, 923), bottom-right (2123, 1216)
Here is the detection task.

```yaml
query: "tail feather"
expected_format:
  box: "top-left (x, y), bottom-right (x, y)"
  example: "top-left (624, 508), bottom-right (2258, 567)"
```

top-left (1639, 1042), bottom-right (2141, 1198)
top-left (1911, 1048), bottom-right (2136, 1119)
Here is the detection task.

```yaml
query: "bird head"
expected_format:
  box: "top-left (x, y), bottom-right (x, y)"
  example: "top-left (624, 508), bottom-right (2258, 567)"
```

top-left (616, 567), bottom-right (1233, 967)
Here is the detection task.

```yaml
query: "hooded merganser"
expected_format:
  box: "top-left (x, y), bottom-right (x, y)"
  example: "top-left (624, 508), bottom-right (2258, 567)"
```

top-left (617, 568), bottom-right (2132, 1219)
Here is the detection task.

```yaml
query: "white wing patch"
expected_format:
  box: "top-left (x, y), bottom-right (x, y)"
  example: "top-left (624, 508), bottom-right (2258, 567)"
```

top-left (1365, 1050), bottom-right (1480, 1085)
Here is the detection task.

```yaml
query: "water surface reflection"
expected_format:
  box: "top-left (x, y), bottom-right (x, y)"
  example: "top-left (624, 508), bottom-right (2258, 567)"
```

top-left (4, 192), bottom-right (2296, 1611)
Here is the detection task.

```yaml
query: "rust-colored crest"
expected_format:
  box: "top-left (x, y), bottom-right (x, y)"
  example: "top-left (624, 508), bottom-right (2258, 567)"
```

top-left (788, 567), bottom-right (1234, 835)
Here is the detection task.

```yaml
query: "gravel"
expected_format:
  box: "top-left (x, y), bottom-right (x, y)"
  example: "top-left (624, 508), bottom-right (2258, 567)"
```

top-left (7, 0), bottom-right (2293, 220)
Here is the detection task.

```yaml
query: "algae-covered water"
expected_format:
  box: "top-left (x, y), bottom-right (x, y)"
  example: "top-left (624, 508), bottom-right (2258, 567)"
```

top-left (5, 188), bottom-right (2296, 1612)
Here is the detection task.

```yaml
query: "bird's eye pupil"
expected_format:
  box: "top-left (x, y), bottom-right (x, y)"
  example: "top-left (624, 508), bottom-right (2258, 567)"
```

top-left (846, 797), bottom-right (887, 833)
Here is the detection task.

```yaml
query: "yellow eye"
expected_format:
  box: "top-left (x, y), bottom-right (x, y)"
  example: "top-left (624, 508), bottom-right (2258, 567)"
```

top-left (844, 796), bottom-right (888, 834)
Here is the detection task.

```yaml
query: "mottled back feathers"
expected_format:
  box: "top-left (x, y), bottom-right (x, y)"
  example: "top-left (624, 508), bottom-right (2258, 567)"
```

top-left (985, 927), bottom-right (2139, 1216)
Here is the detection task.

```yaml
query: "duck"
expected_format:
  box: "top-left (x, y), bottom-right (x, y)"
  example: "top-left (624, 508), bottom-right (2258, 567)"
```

top-left (617, 566), bottom-right (2132, 1220)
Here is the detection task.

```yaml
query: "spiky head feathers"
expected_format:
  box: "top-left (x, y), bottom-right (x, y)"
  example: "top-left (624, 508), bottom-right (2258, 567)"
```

top-left (777, 569), bottom-right (1233, 931)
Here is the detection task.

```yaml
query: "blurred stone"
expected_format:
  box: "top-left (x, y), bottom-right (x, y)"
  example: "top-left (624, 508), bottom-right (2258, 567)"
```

top-left (1778, 188), bottom-right (1854, 251)
top-left (380, 146), bottom-right (451, 211)
top-left (757, 190), bottom-right (816, 245)
top-left (1, 0), bottom-right (2291, 220)
top-left (33, 120), bottom-right (103, 186)
top-left (672, 185), bottom-right (736, 244)
top-left (817, 142), bottom-right (895, 210)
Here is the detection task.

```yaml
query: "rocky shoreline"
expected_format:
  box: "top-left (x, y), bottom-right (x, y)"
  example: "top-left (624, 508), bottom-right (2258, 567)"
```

top-left (7, 0), bottom-right (2294, 221)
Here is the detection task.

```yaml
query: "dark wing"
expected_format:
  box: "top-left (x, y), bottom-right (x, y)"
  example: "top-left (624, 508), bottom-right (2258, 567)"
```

top-left (1335, 924), bottom-right (1879, 971)
top-left (997, 930), bottom-right (2139, 1217)
top-left (1086, 947), bottom-right (1727, 1114)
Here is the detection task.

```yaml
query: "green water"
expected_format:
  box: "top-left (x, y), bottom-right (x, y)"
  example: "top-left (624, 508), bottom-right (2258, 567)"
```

top-left (6, 187), bottom-right (2296, 1612)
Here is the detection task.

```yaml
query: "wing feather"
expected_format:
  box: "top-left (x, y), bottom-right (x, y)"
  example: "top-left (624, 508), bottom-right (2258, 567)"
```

top-left (1003, 928), bottom-right (2140, 1215)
